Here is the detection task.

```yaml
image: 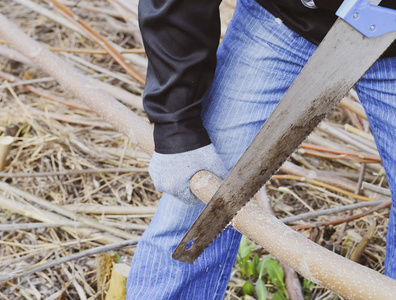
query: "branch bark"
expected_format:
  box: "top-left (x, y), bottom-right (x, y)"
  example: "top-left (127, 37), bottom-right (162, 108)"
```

top-left (190, 171), bottom-right (396, 299)
top-left (1, 13), bottom-right (395, 299)
top-left (0, 13), bottom-right (153, 155)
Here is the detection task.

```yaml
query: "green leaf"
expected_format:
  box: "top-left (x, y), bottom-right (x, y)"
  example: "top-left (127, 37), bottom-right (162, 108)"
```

top-left (240, 235), bottom-right (249, 248)
top-left (242, 281), bottom-right (254, 296)
top-left (237, 255), bottom-right (243, 268)
top-left (237, 255), bottom-right (247, 278)
top-left (238, 235), bottom-right (248, 254)
top-left (273, 290), bottom-right (287, 300)
top-left (252, 254), bottom-right (260, 267)
top-left (256, 278), bottom-right (268, 300)
top-left (239, 236), bottom-right (253, 259)
top-left (257, 256), bottom-right (270, 279)
top-left (303, 278), bottom-right (315, 300)
top-left (114, 252), bottom-right (121, 263)
top-left (266, 259), bottom-right (285, 288)
top-left (246, 261), bottom-right (256, 276)
top-left (303, 278), bottom-right (315, 289)
top-left (247, 254), bottom-right (259, 276)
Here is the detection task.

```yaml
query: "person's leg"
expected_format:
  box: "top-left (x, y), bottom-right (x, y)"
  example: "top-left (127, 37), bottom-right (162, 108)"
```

top-left (355, 57), bottom-right (396, 279)
top-left (202, 0), bottom-right (318, 169)
top-left (126, 0), bottom-right (316, 298)
top-left (126, 194), bottom-right (241, 299)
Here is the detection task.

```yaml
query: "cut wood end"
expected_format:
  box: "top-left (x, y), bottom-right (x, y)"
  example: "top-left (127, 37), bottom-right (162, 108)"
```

top-left (0, 136), bottom-right (14, 145)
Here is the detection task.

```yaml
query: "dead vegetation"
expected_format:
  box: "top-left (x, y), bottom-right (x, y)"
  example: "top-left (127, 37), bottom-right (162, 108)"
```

top-left (0, 0), bottom-right (391, 299)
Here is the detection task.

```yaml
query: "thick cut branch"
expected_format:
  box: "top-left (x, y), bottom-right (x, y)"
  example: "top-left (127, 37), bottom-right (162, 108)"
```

top-left (0, 14), bottom-right (153, 155)
top-left (1, 13), bottom-right (395, 300)
top-left (190, 171), bottom-right (396, 299)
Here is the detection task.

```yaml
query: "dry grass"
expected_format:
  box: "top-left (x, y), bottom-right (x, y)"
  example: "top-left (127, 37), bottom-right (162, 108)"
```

top-left (0, 0), bottom-right (391, 299)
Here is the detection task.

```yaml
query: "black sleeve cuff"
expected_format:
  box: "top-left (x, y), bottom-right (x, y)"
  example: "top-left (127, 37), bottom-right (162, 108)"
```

top-left (379, 0), bottom-right (396, 9)
top-left (315, 0), bottom-right (396, 11)
top-left (153, 116), bottom-right (211, 154)
top-left (314, 0), bottom-right (343, 11)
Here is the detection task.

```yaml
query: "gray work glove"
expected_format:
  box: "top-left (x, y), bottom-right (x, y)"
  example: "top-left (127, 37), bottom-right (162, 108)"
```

top-left (149, 144), bottom-right (227, 206)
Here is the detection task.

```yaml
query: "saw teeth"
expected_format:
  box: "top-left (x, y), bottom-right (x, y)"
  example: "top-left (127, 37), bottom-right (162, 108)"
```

top-left (174, 17), bottom-right (395, 262)
top-left (174, 111), bottom-right (336, 264)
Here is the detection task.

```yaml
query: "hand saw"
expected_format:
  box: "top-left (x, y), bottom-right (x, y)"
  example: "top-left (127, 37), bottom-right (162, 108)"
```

top-left (172, 0), bottom-right (396, 264)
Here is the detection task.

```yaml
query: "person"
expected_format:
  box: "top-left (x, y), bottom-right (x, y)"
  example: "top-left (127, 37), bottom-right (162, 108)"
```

top-left (126, 0), bottom-right (396, 298)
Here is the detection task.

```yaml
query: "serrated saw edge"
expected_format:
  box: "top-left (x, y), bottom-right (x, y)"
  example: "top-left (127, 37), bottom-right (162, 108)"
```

top-left (172, 18), bottom-right (396, 264)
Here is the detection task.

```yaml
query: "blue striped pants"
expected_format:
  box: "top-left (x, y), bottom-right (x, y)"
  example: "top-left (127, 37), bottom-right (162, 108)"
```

top-left (127, 0), bottom-right (396, 298)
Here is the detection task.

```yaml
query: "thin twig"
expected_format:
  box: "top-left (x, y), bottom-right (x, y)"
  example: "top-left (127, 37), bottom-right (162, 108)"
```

top-left (28, 107), bottom-right (113, 128)
top-left (49, 0), bottom-right (145, 84)
top-left (15, 0), bottom-right (147, 68)
top-left (280, 262), bottom-right (304, 300)
top-left (273, 175), bottom-right (377, 202)
top-left (107, 0), bottom-right (134, 22)
top-left (0, 195), bottom-right (125, 245)
top-left (299, 143), bottom-right (381, 163)
top-left (291, 201), bottom-right (391, 230)
top-left (55, 1), bottom-right (124, 18)
top-left (298, 149), bottom-right (379, 163)
top-left (0, 167), bottom-right (147, 178)
top-left (14, 0), bottom-right (82, 33)
top-left (0, 71), bottom-right (92, 112)
top-left (355, 164), bottom-right (367, 196)
top-left (50, 47), bottom-right (145, 55)
top-left (362, 182), bottom-right (392, 197)
top-left (99, 221), bottom-right (148, 231)
top-left (345, 124), bottom-right (375, 142)
top-left (63, 204), bottom-right (156, 215)
top-left (0, 222), bottom-right (81, 231)
top-left (340, 96), bottom-right (367, 120)
top-left (280, 161), bottom-right (357, 192)
top-left (0, 183), bottom-right (138, 240)
top-left (318, 122), bottom-right (378, 155)
top-left (115, 0), bottom-right (138, 16)
top-left (23, 85), bottom-right (92, 112)
top-left (63, 53), bottom-right (138, 87)
top-left (0, 239), bottom-right (138, 282)
top-left (344, 106), bottom-right (364, 131)
top-left (0, 221), bottom-right (148, 231)
top-left (0, 74), bottom-right (104, 90)
top-left (336, 163), bottom-right (367, 245)
top-left (0, 77), bottom-right (54, 90)
top-left (0, 40), bottom-right (145, 54)
top-left (280, 200), bottom-right (389, 224)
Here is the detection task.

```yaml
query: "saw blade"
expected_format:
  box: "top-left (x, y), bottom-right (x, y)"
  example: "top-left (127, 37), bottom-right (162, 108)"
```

top-left (172, 18), bottom-right (396, 264)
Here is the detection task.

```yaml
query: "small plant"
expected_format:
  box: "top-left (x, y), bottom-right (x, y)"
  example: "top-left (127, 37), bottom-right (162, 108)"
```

top-left (302, 278), bottom-right (315, 300)
top-left (236, 235), bottom-right (288, 300)
top-left (114, 252), bottom-right (121, 263)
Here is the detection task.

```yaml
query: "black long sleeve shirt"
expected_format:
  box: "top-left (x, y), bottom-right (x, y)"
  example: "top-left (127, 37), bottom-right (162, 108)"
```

top-left (139, 0), bottom-right (396, 154)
